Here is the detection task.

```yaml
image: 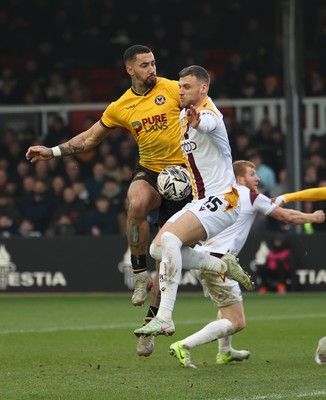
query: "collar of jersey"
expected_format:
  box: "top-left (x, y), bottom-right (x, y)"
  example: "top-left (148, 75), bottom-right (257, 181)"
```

top-left (131, 86), bottom-right (155, 96)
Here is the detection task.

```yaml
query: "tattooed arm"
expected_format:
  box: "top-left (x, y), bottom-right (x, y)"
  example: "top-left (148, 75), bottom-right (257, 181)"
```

top-left (26, 120), bottom-right (111, 163)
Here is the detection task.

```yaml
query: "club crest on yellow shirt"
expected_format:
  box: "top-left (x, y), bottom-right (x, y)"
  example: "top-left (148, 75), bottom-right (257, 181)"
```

top-left (155, 95), bottom-right (166, 105)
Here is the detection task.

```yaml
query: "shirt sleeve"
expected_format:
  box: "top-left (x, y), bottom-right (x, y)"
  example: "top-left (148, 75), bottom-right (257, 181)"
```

top-left (253, 193), bottom-right (277, 215)
top-left (196, 110), bottom-right (220, 134)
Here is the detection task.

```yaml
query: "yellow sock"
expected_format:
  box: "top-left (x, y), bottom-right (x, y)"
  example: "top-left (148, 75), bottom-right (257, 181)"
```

top-left (284, 187), bottom-right (326, 203)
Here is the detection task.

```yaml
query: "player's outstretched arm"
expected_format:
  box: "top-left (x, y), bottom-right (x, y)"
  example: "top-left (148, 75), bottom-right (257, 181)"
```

top-left (274, 187), bottom-right (326, 206)
top-left (270, 206), bottom-right (325, 225)
top-left (26, 121), bottom-right (110, 163)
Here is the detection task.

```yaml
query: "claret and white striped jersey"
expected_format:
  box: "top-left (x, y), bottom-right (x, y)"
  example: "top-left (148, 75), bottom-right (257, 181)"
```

top-left (180, 96), bottom-right (235, 200)
top-left (197, 184), bottom-right (277, 255)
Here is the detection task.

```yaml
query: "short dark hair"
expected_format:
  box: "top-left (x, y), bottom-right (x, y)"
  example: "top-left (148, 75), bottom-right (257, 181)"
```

top-left (123, 45), bottom-right (152, 64)
top-left (179, 65), bottom-right (210, 86)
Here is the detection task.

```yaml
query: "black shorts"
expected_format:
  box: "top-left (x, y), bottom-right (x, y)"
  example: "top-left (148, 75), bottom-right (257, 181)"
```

top-left (132, 165), bottom-right (192, 228)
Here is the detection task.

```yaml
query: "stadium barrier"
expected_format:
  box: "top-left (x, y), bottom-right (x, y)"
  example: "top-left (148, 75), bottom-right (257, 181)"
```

top-left (1, 97), bottom-right (326, 145)
top-left (0, 233), bottom-right (325, 293)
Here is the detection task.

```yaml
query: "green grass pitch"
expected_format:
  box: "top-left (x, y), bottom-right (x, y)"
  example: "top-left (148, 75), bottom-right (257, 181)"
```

top-left (0, 292), bottom-right (325, 400)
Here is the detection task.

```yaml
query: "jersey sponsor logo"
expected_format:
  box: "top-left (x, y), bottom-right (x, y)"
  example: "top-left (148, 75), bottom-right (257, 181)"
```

top-left (132, 114), bottom-right (168, 135)
top-left (181, 140), bottom-right (197, 153)
top-left (141, 114), bottom-right (167, 126)
top-left (201, 110), bottom-right (214, 117)
top-left (155, 95), bottom-right (166, 105)
top-left (132, 121), bottom-right (143, 134)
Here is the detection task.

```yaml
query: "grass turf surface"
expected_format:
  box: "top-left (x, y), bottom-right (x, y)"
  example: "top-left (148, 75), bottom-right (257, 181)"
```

top-left (0, 292), bottom-right (325, 400)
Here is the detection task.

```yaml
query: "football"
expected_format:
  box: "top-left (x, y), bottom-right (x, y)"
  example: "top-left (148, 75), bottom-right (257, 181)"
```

top-left (157, 165), bottom-right (192, 201)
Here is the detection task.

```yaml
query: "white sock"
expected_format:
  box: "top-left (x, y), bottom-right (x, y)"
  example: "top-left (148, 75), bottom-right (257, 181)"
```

top-left (218, 335), bottom-right (232, 355)
top-left (217, 310), bottom-right (232, 354)
top-left (156, 232), bottom-right (183, 321)
top-left (149, 243), bottom-right (227, 274)
top-left (182, 319), bottom-right (235, 349)
top-left (181, 247), bottom-right (227, 273)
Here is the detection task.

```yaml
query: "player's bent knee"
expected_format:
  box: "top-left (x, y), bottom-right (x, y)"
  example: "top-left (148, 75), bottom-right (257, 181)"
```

top-left (233, 319), bottom-right (246, 332)
top-left (222, 313), bottom-right (246, 332)
top-left (128, 198), bottom-right (151, 220)
top-left (150, 243), bottom-right (162, 261)
top-left (161, 231), bottom-right (182, 248)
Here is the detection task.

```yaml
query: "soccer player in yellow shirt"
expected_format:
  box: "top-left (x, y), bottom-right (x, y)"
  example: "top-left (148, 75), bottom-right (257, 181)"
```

top-left (25, 45), bottom-right (191, 355)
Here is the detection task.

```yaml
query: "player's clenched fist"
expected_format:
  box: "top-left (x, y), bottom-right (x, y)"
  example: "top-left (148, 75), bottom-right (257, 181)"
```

top-left (25, 145), bottom-right (53, 163)
top-left (313, 210), bottom-right (325, 223)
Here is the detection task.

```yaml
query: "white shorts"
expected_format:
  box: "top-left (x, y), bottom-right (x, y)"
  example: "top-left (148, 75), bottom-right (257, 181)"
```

top-left (168, 193), bottom-right (240, 240)
top-left (197, 269), bottom-right (242, 307)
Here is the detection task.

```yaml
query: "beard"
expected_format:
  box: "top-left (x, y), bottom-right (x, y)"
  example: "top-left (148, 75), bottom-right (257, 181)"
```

top-left (145, 74), bottom-right (156, 88)
top-left (244, 179), bottom-right (259, 193)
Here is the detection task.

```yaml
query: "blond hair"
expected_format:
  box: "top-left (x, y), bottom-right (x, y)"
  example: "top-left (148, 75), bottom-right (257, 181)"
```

top-left (233, 160), bottom-right (256, 178)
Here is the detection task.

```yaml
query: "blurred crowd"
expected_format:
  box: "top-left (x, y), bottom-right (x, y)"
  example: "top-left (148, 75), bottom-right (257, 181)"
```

top-left (0, 111), bottom-right (325, 238)
top-left (0, 0), bottom-right (326, 104)
top-left (0, 120), bottom-right (137, 238)
top-left (0, 0), bottom-right (325, 237)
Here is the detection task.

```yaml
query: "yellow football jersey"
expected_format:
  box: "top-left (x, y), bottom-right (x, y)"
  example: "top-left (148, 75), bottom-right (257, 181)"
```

top-left (100, 77), bottom-right (185, 173)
